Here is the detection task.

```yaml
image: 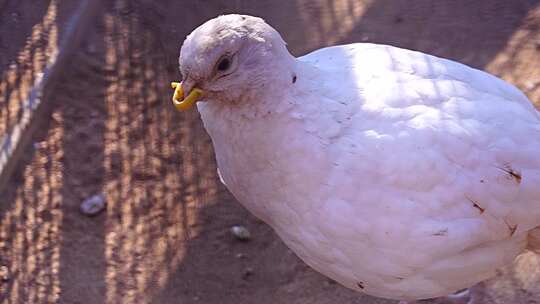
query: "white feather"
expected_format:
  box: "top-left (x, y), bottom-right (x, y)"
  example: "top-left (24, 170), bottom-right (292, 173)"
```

top-left (182, 14), bottom-right (540, 301)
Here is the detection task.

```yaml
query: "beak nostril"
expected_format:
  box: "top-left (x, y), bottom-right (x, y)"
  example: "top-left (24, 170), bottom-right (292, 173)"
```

top-left (181, 80), bottom-right (198, 99)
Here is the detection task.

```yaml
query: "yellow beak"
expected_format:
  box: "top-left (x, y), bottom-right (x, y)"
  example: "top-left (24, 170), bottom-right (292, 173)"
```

top-left (171, 82), bottom-right (204, 110)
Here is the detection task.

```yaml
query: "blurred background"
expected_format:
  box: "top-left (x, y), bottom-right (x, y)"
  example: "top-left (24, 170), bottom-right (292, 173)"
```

top-left (0, 0), bottom-right (539, 303)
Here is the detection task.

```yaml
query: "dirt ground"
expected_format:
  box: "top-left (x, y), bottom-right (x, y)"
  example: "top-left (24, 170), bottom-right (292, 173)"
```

top-left (1, 0), bottom-right (540, 303)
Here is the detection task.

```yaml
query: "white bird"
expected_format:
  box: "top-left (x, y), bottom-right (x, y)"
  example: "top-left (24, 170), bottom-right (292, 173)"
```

top-left (172, 14), bottom-right (540, 303)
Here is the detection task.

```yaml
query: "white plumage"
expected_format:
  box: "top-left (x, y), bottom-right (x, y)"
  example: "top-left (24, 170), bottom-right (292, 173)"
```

top-left (176, 14), bottom-right (540, 302)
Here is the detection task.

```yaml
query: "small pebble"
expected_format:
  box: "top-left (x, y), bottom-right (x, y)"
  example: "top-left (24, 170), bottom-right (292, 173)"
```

top-left (80, 193), bottom-right (106, 216)
top-left (235, 253), bottom-right (247, 259)
top-left (230, 225), bottom-right (251, 241)
top-left (0, 265), bottom-right (9, 282)
top-left (524, 80), bottom-right (539, 91)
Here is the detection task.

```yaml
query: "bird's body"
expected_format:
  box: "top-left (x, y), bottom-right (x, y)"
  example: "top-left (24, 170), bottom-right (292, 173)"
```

top-left (176, 15), bottom-right (540, 301)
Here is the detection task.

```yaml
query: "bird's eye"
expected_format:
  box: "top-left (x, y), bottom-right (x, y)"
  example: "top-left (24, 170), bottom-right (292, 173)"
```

top-left (217, 57), bottom-right (231, 72)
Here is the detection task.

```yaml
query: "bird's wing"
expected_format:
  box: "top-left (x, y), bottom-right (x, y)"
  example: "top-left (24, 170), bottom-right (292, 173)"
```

top-left (297, 42), bottom-right (540, 229)
top-left (300, 43), bottom-right (535, 111)
top-left (291, 43), bottom-right (540, 282)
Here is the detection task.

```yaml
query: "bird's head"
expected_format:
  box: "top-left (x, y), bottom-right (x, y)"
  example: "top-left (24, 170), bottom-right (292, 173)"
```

top-left (172, 14), bottom-right (295, 110)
